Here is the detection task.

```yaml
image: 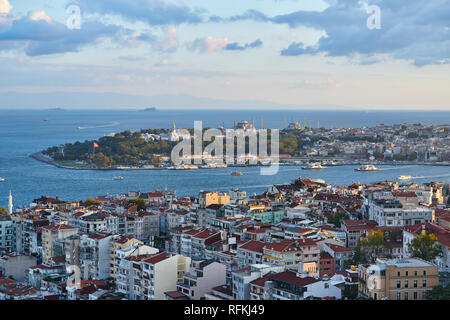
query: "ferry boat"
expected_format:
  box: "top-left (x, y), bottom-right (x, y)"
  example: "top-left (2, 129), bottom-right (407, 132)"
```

top-left (175, 164), bottom-right (198, 170)
top-left (398, 175), bottom-right (412, 181)
top-left (355, 164), bottom-right (380, 172)
top-left (302, 163), bottom-right (327, 170)
top-left (113, 176), bottom-right (124, 180)
top-left (231, 172), bottom-right (243, 176)
top-left (200, 163), bottom-right (228, 169)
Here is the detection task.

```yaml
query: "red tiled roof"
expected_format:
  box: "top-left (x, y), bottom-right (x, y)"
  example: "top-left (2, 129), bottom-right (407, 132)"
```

top-left (238, 240), bottom-right (266, 253)
top-left (43, 224), bottom-right (77, 231)
top-left (144, 252), bottom-right (170, 265)
top-left (326, 244), bottom-right (353, 253)
top-left (269, 271), bottom-right (320, 287)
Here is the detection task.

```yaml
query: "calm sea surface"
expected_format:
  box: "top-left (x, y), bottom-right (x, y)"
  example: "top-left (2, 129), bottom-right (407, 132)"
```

top-left (0, 109), bottom-right (449, 208)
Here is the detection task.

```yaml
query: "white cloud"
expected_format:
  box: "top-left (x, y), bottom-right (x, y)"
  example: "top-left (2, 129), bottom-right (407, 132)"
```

top-left (0, 0), bottom-right (12, 14)
top-left (188, 36), bottom-right (233, 53)
top-left (158, 25), bottom-right (179, 53)
top-left (28, 10), bottom-right (52, 23)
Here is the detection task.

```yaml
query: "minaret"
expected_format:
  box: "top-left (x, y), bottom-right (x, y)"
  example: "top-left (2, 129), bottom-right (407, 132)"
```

top-left (8, 191), bottom-right (13, 215)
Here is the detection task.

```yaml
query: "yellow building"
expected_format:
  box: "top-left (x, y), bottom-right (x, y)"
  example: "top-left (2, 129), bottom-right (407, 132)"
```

top-left (42, 224), bottom-right (79, 264)
top-left (199, 191), bottom-right (230, 208)
top-left (359, 258), bottom-right (439, 300)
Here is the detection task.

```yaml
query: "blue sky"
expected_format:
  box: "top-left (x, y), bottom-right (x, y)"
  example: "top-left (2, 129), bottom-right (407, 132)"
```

top-left (0, 0), bottom-right (449, 110)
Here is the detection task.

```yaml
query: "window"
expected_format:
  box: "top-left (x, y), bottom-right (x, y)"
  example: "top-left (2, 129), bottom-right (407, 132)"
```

top-left (414, 280), bottom-right (418, 288)
top-left (397, 281), bottom-right (401, 288)
top-left (404, 292), bottom-right (408, 300)
top-left (404, 280), bottom-right (409, 288)
top-left (423, 270), bottom-right (427, 276)
top-left (414, 292), bottom-right (418, 300)
top-left (405, 271), bottom-right (409, 276)
top-left (397, 292), bottom-right (401, 300)
top-left (414, 271), bottom-right (418, 276)
top-left (422, 291), bottom-right (427, 299)
top-left (397, 271), bottom-right (401, 277)
top-left (422, 280), bottom-right (427, 288)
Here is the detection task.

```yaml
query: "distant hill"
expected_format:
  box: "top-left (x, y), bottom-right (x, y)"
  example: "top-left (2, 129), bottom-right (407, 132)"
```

top-left (0, 91), bottom-right (348, 110)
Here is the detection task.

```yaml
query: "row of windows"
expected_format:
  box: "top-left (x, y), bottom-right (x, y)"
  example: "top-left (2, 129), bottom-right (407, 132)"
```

top-left (397, 270), bottom-right (427, 277)
top-left (396, 291), bottom-right (426, 300)
top-left (396, 280), bottom-right (427, 288)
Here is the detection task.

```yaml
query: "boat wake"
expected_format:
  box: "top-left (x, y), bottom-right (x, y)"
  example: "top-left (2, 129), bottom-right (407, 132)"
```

top-left (411, 174), bottom-right (450, 179)
top-left (378, 166), bottom-right (419, 171)
top-left (77, 122), bottom-right (120, 130)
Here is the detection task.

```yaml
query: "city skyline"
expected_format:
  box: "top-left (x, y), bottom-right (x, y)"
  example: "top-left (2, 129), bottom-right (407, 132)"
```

top-left (0, 0), bottom-right (449, 110)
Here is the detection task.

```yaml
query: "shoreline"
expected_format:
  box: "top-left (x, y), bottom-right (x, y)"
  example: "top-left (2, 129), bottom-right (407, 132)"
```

top-left (30, 152), bottom-right (450, 171)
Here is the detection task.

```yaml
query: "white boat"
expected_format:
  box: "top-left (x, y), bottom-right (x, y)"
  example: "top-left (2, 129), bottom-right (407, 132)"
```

top-left (355, 164), bottom-right (380, 172)
top-left (302, 163), bottom-right (327, 170)
top-left (200, 163), bottom-right (228, 169)
top-left (398, 175), bottom-right (412, 181)
top-left (175, 164), bottom-right (198, 170)
top-left (0, 177), bottom-right (5, 182)
top-left (113, 176), bottom-right (124, 180)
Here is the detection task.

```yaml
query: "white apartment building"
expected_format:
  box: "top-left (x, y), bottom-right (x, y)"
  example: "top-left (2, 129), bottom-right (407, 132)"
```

top-left (368, 199), bottom-right (433, 227)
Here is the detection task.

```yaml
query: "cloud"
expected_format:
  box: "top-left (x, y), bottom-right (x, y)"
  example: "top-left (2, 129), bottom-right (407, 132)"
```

top-left (225, 39), bottom-right (263, 51)
top-left (0, 0), bottom-right (12, 14)
top-left (77, 0), bottom-right (203, 26)
top-left (187, 36), bottom-right (233, 53)
top-left (218, 0), bottom-right (450, 66)
top-left (155, 25), bottom-right (179, 53)
top-left (0, 10), bottom-right (138, 56)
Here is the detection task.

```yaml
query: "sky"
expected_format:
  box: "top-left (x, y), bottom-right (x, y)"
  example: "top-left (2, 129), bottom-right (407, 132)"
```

top-left (0, 0), bottom-right (449, 110)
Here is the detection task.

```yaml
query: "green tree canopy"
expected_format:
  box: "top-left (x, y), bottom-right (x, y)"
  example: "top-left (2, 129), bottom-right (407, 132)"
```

top-left (408, 232), bottom-right (442, 262)
top-left (0, 207), bottom-right (8, 214)
top-left (85, 198), bottom-right (101, 207)
top-left (426, 284), bottom-right (450, 300)
top-left (357, 230), bottom-right (391, 264)
top-left (328, 211), bottom-right (350, 228)
top-left (129, 199), bottom-right (146, 211)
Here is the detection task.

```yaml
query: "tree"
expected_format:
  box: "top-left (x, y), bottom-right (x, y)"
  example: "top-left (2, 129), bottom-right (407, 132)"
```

top-left (129, 199), bottom-right (146, 211)
top-left (408, 232), bottom-right (442, 262)
top-left (358, 230), bottom-right (391, 264)
top-left (426, 284), bottom-right (450, 300)
top-left (328, 211), bottom-right (350, 228)
top-left (85, 198), bottom-right (100, 207)
top-left (0, 207), bottom-right (7, 215)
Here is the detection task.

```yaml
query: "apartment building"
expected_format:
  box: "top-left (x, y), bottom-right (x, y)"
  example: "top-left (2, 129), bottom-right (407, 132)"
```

top-left (0, 215), bottom-right (15, 253)
top-left (342, 220), bottom-right (378, 248)
top-left (358, 258), bottom-right (439, 300)
top-left (109, 236), bottom-right (144, 281)
top-left (42, 224), bottom-right (78, 264)
top-left (237, 240), bottom-right (266, 268)
top-left (138, 253), bottom-right (190, 300)
top-left (176, 259), bottom-right (227, 300)
top-left (79, 233), bottom-right (115, 280)
top-left (232, 264), bottom-right (284, 300)
top-left (199, 191), bottom-right (230, 209)
top-left (368, 199), bottom-right (433, 227)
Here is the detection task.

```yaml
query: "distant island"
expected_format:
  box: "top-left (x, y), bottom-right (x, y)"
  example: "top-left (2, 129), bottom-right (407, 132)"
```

top-left (45, 107), bottom-right (66, 111)
top-left (140, 107), bottom-right (157, 112)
